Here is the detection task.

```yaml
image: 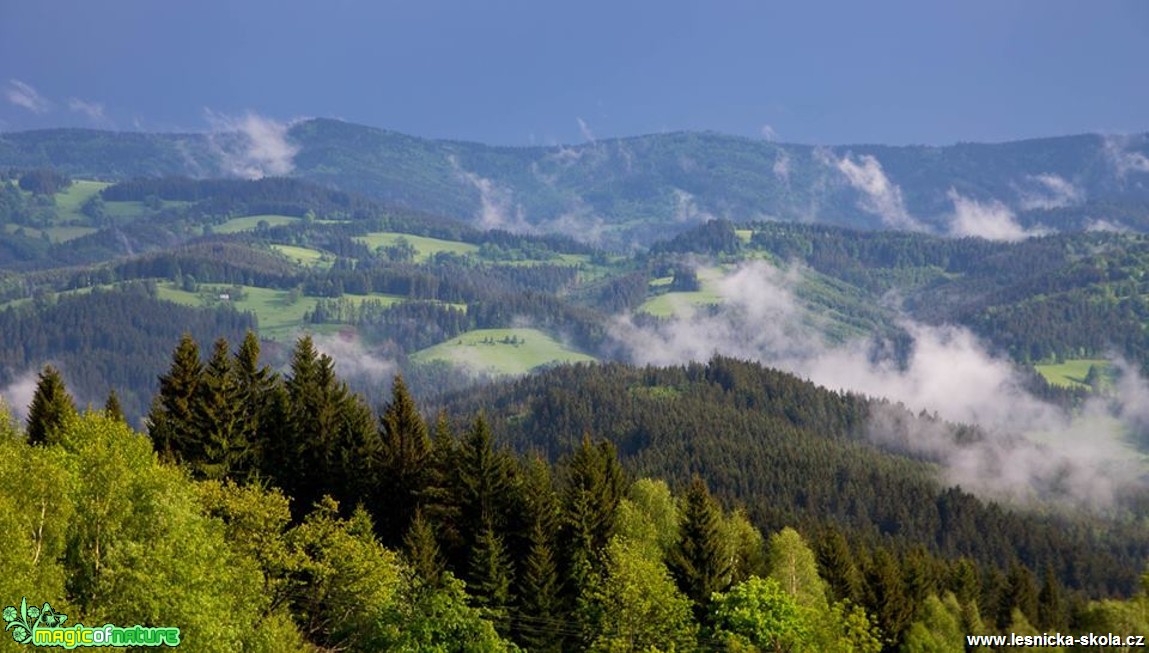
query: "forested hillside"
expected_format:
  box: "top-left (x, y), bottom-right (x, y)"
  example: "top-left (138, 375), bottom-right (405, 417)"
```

top-left (3, 121), bottom-right (1148, 245)
top-left (5, 333), bottom-right (1149, 652)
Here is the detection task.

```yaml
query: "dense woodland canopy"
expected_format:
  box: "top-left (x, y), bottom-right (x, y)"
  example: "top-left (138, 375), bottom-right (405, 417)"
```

top-left (3, 332), bottom-right (1149, 651)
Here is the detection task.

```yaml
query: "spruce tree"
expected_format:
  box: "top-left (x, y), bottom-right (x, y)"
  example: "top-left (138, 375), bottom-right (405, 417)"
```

top-left (560, 435), bottom-right (625, 597)
top-left (468, 519), bottom-right (514, 620)
top-left (232, 331), bottom-right (275, 474)
top-left (194, 338), bottom-right (247, 480)
top-left (668, 476), bottom-right (732, 619)
top-left (403, 508), bottom-right (445, 587)
top-left (25, 365), bottom-right (75, 446)
top-left (147, 333), bottom-right (203, 462)
top-left (375, 374), bottom-right (431, 546)
top-left (103, 388), bottom-right (125, 424)
top-left (1037, 564), bottom-right (1066, 631)
top-left (515, 458), bottom-right (563, 652)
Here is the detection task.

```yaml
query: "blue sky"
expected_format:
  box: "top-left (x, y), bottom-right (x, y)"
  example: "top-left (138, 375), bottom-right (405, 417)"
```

top-left (1, 0), bottom-right (1146, 146)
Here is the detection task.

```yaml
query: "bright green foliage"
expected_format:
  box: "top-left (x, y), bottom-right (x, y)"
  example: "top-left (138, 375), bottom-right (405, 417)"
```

top-left (767, 527), bottom-right (828, 612)
top-left (146, 333), bottom-right (203, 461)
top-left (669, 477), bottom-right (733, 617)
top-left (901, 593), bottom-right (965, 653)
top-left (581, 536), bottom-right (697, 653)
top-left (1007, 609), bottom-right (1065, 653)
top-left (0, 433), bottom-right (72, 631)
top-left (710, 576), bottom-right (810, 652)
top-left (723, 510), bottom-right (767, 584)
top-left (385, 573), bottom-right (520, 653)
top-left (826, 601), bottom-right (882, 653)
top-left (0, 397), bottom-right (19, 440)
top-left (288, 498), bottom-right (405, 651)
top-left (616, 478), bottom-right (679, 558)
top-left (25, 365), bottom-right (75, 446)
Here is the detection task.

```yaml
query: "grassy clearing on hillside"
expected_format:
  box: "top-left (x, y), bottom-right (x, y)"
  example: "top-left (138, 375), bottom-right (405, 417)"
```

top-left (638, 268), bottom-right (725, 317)
top-left (270, 244), bottom-right (334, 268)
top-left (1035, 358), bottom-right (1111, 389)
top-left (355, 232), bottom-right (479, 262)
top-left (411, 328), bottom-right (596, 375)
top-left (44, 226), bottom-right (98, 242)
top-left (215, 214), bottom-right (299, 234)
top-left (156, 283), bottom-right (404, 340)
top-left (54, 180), bottom-right (109, 220)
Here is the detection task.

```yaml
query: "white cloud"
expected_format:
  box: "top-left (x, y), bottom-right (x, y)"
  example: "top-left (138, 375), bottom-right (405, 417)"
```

top-left (670, 188), bottom-right (716, 224)
top-left (0, 370), bottom-right (41, 423)
top-left (1086, 219), bottom-right (1129, 233)
top-left (1017, 173), bottom-right (1084, 211)
top-left (760, 124), bottom-right (778, 141)
top-left (449, 155), bottom-right (534, 232)
top-left (1103, 134), bottom-right (1149, 179)
top-left (834, 153), bottom-right (927, 231)
top-left (772, 150), bottom-right (791, 185)
top-left (610, 260), bottom-right (1148, 509)
top-left (947, 189), bottom-right (1050, 242)
top-left (6, 79), bottom-right (51, 113)
top-left (312, 333), bottom-right (396, 387)
top-left (577, 117), bottom-right (596, 144)
top-left (67, 98), bottom-right (106, 123)
top-left (206, 110), bottom-right (300, 179)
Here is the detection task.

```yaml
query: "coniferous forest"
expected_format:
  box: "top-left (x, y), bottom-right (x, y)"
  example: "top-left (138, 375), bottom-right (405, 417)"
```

top-left (4, 330), bottom-right (1149, 652)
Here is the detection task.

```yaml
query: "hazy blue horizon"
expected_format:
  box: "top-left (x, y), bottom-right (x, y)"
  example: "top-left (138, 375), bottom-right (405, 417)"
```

top-left (2, 0), bottom-right (1146, 147)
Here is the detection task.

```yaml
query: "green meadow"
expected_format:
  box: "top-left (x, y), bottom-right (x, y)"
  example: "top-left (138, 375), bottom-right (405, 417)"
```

top-left (355, 232), bottom-right (480, 262)
top-left (411, 328), bottom-right (596, 375)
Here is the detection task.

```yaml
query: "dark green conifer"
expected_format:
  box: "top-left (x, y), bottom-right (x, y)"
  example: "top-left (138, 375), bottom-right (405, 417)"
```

top-left (375, 374), bottom-right (431, 546)
top-left (232, 331), bottom-right (275, 472)
top-left (515, 457), bottom-right (563, 651)
top-left (194, 338), bottom-right (248, 480)
top-left (816, 526), bottom-right (863, 604)
top-left (560, 435), bottom-right (625, 595)
top-left (147, 333), bottom-right (203, 462)
top-left (1037, 564), bottom-right (1066, 631)
top-left (26, 365), bottom-right (75, 446)
top-left (668, 476), bottom-right (732, 617)
top-left (468, 519), bottom-right (514, 617)
top-left (403, 508), bottom-right (445, 587)
top-left (103, 388), bottom-right (125, 424)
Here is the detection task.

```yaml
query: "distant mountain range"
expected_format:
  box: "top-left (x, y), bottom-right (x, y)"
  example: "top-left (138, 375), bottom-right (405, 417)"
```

top-left (2, 118), bottom-right (1147, 246)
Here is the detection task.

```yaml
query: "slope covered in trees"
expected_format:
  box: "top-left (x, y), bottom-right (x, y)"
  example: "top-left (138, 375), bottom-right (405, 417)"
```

top-left (5, 334), bottom-right (1149, 652)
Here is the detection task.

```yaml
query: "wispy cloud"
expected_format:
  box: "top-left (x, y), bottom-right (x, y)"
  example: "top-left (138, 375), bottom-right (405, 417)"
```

top-left (5, 79), bottom-right (51, 114)
top-left (67, 98), bottom-right (106, 123)
top-left (1016, 173), bottom-right (1083, 211)
top-left (947, 189), bottom-right (1050, 242)
top-left (610, 260), bottom-right (1149, 509)
top-left (1103, 134), bottom-right (1149, 179)
top-left (205, 110), bottom-right (300, 179)
top-left (0, 369), bottom-right (42, 423)
top-left (671, 188), bottom-right (716, 224)
top-left (760, 124), bottom-right (778, 141)
top-left (833, 153), bottom-right (927, 231)
top-left (576, 117), bottom-right (596, 144)
top-left (449, 155), bottom-right (534, 232)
